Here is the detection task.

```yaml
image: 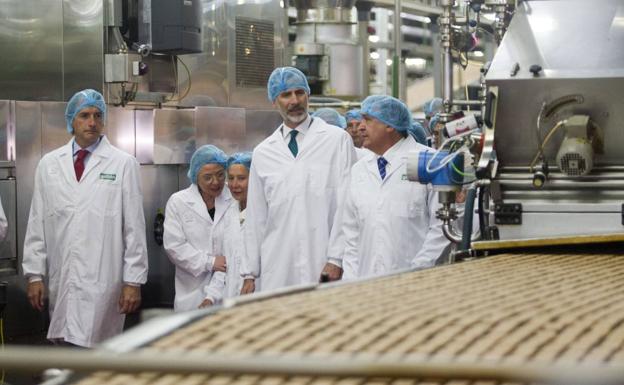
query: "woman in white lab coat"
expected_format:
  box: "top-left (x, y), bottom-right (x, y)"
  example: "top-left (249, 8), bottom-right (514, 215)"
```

top-left (201, 152), bottom-right (252, 306)
top-left (163, 145), bottom-right (234, 312)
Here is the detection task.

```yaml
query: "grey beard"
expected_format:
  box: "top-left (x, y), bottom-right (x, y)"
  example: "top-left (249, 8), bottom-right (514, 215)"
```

top-left (280, 109), bottom-right (307, 126)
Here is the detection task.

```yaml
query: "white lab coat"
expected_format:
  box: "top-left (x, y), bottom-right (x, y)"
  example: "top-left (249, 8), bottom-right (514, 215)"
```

top-left (355, 147), bottom-right (372, 161)
top-left (334, 137), bottom-right (449, 279)
top-left (22, 137), bottom-right (148, 347)
top-left (203, 203), bottom-right (245, 303)
top-left (242, 116), bottom-right (355, 291)
top-left (163, 184), bottom-right (235, 311)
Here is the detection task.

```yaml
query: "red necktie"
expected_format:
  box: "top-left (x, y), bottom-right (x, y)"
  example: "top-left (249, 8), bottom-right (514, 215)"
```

top-left (74, 149), bottom-right (89, 181)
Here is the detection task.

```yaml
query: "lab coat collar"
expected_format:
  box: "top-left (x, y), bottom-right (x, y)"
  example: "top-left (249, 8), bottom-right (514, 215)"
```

top-left (57, 136), bottom-right (114, 184)
top-left (268, 114), bottom-right (317, 160)
top-left (81, 136), bottom-right (115, 181)
top-left (213, 188), bottom-right (234, 225)
top-left (364, 137), bottom-right (409, 183)
top-left (279, 114), bottom-right (312, 140)
top-left (268, 125), bottom-right (294, 159)
top-left (184, 184), bottom-right (233, 225)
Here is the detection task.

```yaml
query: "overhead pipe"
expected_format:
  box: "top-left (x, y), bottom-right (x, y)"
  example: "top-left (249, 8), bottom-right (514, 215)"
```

top-left (391, 0), bottom-right (401, 98)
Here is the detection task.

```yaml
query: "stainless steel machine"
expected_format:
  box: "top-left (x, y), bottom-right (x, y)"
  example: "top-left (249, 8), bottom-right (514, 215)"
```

top-left (409, 0), bottom-right (624, 252)
top-left (292, 0), bottom-right (366, 99)
top-left (478, 0), bottom-right (624, 245)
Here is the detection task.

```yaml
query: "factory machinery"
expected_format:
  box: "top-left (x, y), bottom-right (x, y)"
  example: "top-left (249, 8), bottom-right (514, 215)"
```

top-left (2, 1), bottom-right (624, 384)
top-left (408, 0), bottom-right (624, 255)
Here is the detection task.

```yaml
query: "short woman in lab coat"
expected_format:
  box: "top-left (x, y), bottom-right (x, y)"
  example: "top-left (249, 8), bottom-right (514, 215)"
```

top-left (163, 145), bottom-right (234, 312)
top-left (201, 152), bottom-right (252, 306)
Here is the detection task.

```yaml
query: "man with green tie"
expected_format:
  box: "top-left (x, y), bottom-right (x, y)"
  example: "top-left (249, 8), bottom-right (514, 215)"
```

top-left (240, 67), bottom-right (356, 294)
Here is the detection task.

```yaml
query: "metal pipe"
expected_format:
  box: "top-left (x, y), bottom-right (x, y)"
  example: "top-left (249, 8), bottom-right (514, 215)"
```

top-left (443, 220), bottom-right (463, 244)
top-left (1, 346), bottom-right (624, 385)
top-left (440, 0), bottom-right (453, 116)
top-left (452, 100), bottom-right (485, 106)
top-left (391, 0), bottom-right (401, 98)
top-left (436, 192), bottom-right (463, 245)
top-left (459, 188), bottom-right (477, 250)
top-left (496, 180), bottom-right (624, 189)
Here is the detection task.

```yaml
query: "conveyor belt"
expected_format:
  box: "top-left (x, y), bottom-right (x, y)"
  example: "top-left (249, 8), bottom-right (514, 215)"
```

top-left (72, 252), bottom-right (624, 384)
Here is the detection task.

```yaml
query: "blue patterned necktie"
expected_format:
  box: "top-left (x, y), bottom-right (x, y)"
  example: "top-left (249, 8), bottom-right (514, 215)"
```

top-left (288, 130), bottom-right (299, 157)
top-left (377, 156), bottom-right (388, 180)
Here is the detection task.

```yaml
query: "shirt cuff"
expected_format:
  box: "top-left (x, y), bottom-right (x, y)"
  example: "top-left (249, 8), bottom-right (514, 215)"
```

top-left (327, 257), bottom-right (343, 268)
top-left (124, 282), bottom-right (141, 287)
top-left (28, 275), bottom-right (43, 283)
top-left (243, 275), bottom-right (256, 280)
top-left (207, 255), bottom-right (216, 272)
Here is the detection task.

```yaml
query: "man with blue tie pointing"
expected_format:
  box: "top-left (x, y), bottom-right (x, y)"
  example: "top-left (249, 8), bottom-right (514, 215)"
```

top-left (328, 95), bottom-right (449, 279)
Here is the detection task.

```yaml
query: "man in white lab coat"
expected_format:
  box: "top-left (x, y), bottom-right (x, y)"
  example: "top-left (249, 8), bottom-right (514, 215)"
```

top-left (330, 95), bottom-right (449, 279)
top-left (240, 67), bottom-right (355, 294)
top-left (22, 89), bottom-right (148, 347)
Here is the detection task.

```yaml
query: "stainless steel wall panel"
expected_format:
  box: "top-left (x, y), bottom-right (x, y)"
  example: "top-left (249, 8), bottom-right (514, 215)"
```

top-left (41, 102), bottom-right (72, 154)
top-left (244, 110), bottom-right (282, 150)
top-left (135, 110), bottom-right (155, 164)
top-left (195, 107), bottom-right (245, 153)
top-left (0, 102), bottom-right (10, 162)
top-left (62, 0), bottom-right (105, 98)
top-left (0, 179), bottom-right (17, 262)
top-left (179, 165), bottom-right (191, 190)
top-left (106, 107), bottom-right (136, 156)
top-left (14, 101), bottom-right (42, 265)
top-left (139, 165), bottom-right (179, 308)
top-left (0, 2), bottom-right (64, 101)
top-left (153, 109), bottom-right (196, 164)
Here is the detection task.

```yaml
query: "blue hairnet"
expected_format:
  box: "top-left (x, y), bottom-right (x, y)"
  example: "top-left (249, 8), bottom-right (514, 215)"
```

top-left (408, 120), bottom-right (428, 145)
top-left (345, 109), bottom-right (362, 122)
top-left (65, 89), bottom-right (107, 134)
top-left (312, 108), bottom-right (347, 129)
top-left (187, 145), bottom-right (228, 184)
top-left (267, 67), bottom-right (311, 102)
top-left (360, 95), bottom-right (412, 133)
top-left (424, 98), bottom-right (443, 118)
top-left (227, 152), bottom-right (252, 171)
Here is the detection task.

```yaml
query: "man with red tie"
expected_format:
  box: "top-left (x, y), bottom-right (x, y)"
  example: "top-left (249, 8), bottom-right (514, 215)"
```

top-left (22, 89), bottom-right (148, 347)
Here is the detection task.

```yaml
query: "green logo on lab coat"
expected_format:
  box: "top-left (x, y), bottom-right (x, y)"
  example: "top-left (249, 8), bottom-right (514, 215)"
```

top-left (99, 173), bottom-right (116, 181)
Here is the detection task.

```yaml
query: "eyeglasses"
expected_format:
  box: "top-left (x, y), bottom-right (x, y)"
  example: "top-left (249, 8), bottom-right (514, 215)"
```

top-left (199, 172), bottom-right (226, 183)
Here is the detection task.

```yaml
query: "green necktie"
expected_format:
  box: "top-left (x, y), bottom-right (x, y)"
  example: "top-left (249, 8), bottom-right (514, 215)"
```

top-left (288, 130), bottom-right (298, 157)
